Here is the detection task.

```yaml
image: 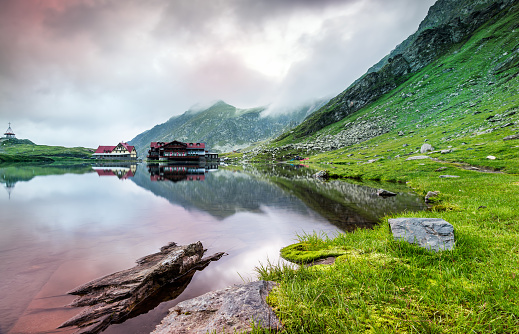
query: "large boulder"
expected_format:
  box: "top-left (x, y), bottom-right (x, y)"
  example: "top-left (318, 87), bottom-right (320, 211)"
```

top-left (59, 242), bottom-right (225, 334)
top-left (420, 143), bottom-right (434, 153)
top-left (388, 218), bottom-right (455, 252)
top-left (152, 280), bottom-right (282, 334)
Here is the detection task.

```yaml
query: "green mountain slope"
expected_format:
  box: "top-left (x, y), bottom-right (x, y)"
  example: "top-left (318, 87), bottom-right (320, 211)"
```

top-left (129, 100), bottom-right (326, 158)
top-left (277, 0), bottom-right (517, 143)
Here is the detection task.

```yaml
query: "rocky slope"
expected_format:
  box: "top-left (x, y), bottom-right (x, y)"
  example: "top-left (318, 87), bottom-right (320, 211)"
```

top-left (129, 100), bottom-right (326, 158)
top-left (277, 0), bottom-right (517, 142)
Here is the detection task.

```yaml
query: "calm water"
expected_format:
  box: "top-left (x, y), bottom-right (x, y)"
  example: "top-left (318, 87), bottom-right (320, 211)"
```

top-left (0, 163), bottom-right (426, 334)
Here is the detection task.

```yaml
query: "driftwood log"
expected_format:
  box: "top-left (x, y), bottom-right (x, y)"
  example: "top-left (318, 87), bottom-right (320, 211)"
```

top-left (59, 242), bottom-right (225, 334)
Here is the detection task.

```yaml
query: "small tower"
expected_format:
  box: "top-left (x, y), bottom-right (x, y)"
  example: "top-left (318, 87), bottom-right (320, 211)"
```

top-left (4, 123), bottom-right (16, 139)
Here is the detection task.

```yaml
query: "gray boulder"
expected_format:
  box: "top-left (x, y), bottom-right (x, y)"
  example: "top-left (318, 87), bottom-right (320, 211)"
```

top-left (503, 134), bottom-right (519, 141)
top-left (314, 170), bottom-right (329, 179)
top-left (388, 218), bottom-right (455, 252)
top-left (425, 191), bottom-right (439, 203)
top-left (152, 280), bottom-right (282, 334)
top-left (420, 143), bottom-right (434, 153)
top-left (439, 175), bottom-right (460, 178)
top-left (377, 189), bottom-right (397, 197)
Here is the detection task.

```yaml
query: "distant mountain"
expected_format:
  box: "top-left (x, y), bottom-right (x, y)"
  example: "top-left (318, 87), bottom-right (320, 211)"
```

top-left (129, 100), bottom-right (326, 157)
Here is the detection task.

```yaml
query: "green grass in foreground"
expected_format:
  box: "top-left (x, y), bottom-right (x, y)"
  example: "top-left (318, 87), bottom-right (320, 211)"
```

top-left (257, 165), bottom-right (519, 333)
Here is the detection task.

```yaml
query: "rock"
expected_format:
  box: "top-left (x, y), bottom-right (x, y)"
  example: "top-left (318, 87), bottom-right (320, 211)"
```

top-left (398, 131), bottom-right (405, 136)
top-left (152, 281), bottom-right (282, 334)
top-left (487, 155), bottom-right (496, 160)
top-left (420, 143), bottom-right (434, 154)
top-left (425, 191), bottom-right (439, 203)
top-left (314, 170), bottom-right (329, 179)
top-left (377, 189), bottom-right (397, 197)
top-left (388, 218), bottom-right (455, 252)
top-left (503, 134), bottom-right (519, 141)
top-left (439, 175), bottom-right (460, 178)
top-left (440, 149), bottom-right (452, 154)
top-left (406, 155), bottom-right (431, 161)
top-left (59, 242), bottom-right (225, 334)
top-left (435, 167), bottom-right (448, 172)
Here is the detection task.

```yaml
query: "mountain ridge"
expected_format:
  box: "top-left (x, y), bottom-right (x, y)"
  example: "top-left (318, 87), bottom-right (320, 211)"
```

top-left (277, 0), bottom-right (516, 143)
top-left (129, 99), bottom-right (327, 158)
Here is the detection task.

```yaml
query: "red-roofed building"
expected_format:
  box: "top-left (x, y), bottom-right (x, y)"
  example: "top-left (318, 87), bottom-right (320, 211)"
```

top-left (93, 142), bottom-right (137, 160)
top-left (147, 140), bottom-right (210, 162)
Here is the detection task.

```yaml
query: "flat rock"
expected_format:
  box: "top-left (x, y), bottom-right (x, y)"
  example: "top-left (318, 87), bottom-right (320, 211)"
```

top-left (439, 175), bottom-right (460, 178)
top-left (314, 170), bottom-right (329, 179)
top-left (388, 218), bottom-right (455, 252)
top-left (487, 155), bottom-right (496, 160)
top-left (406, 155), bottom-right (431, 161)
top-left (59, 242), bottom-right (225, 334)
top-left (152, 280), bottom-right (282, 334)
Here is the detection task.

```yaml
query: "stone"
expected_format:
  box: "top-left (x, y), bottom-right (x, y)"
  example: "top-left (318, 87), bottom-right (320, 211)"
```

top-left (152, 281), bottom-right (282, 334)
top-left (435, 167), bottom-right (448, 172)
top-left (420, 143), bottom-right (434, 154)
top-left (314, 170), bottom-right (329, 179)
top-left (388, 218), bottom-right (455, 252)
top-left (406, 155), bottom-right (431, 161)
top-left (377, 189), bottom-right (397, 197)
top-left (59, 242), bottom-right (225, 334)
top-left (487, 155), bottom-right (496, 160)
top-left (398, 131), bottom-right (405, 136)
top-left (503, 134), bottom-right (519, 141)
top-left (425, 191), bottom-right (439, 203)
top-left (440, 149), bottom-right (452, 154)
top-left (439, 175), bottom-right (460, 178)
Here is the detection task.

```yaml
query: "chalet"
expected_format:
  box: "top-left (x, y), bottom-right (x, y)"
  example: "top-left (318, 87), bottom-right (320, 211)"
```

top-left (93, 142), bottom-right (137, 160)
top-left (147, 140), bottom-right (218, 162)
top-left (3, 123), bottom-right (15, 139)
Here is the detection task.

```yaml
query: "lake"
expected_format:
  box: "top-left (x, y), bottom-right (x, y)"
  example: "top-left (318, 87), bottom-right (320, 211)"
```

top-left (0, 163), bottom-right (426, 334)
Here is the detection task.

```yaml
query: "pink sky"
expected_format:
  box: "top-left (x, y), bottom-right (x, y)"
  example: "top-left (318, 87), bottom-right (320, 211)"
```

top-left (0, 0), bottom-right (435, 147)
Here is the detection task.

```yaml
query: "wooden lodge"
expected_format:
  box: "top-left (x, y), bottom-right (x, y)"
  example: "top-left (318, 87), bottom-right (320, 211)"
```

top-left (147, 140), bottom-right (218, 162)
top-left (93, 142), bottom-right (137, 160)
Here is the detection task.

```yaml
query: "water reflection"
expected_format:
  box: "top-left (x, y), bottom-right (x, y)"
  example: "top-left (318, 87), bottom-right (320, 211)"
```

top-left (0, 162), bottom-right (426, 334)
top-left (93, 163), bottom-right (137, 180)
top-left (147, 163), bottom-right (218, 183)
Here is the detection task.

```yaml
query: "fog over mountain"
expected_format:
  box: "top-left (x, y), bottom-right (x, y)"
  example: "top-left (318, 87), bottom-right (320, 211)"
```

top-left (0, 0), bottom-right (434, 147)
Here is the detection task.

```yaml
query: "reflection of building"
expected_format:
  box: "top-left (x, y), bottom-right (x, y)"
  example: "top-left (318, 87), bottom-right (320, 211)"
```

top-left (93, 142), bottom-right (137, 160)
top-left (93, 164), bottom-right (137, 180)
top-left (148, 164), bottom-right (216, 182)
top-left (147, 141), bottom-right (218, 162)
top-left (3, 123), bottom-right (15, 139)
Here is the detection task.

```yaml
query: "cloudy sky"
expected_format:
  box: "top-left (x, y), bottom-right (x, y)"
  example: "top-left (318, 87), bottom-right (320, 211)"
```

top-left (0, 0), bottom-right (435, 148)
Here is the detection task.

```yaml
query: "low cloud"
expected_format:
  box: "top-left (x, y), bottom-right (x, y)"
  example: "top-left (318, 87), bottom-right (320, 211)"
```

top-left (0, 0), bottom-right (435, 147)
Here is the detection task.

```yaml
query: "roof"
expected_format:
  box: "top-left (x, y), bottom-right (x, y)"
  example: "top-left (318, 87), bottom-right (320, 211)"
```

top-left (150, 141), bottom-right (205, 149)
top-left (4, 125), bottom-right (14, 135)
top-left (94, 146), bottom-right (116, 154)
top-left (93, 142), bottom-right (135, 154)
top-left (119, 142), bottom-right (135, 152)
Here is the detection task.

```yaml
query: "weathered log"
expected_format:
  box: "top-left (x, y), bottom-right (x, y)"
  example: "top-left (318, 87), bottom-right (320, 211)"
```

top-left (59, 242), bottom-right (225, 334)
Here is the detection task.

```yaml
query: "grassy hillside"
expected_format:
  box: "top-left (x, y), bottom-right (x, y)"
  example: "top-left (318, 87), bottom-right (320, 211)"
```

top-left (246, 2), bottom-right (519, 333)
top-left (0, 138), bottom-right (94, 164)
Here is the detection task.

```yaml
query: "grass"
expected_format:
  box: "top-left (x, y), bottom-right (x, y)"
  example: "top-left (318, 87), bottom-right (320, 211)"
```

top-left (0, 138), bottom-right (94, 164)
top-left (257, 168), bottom-right (519, 332)
top-left (249, 4), bottom-right (519, 333)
